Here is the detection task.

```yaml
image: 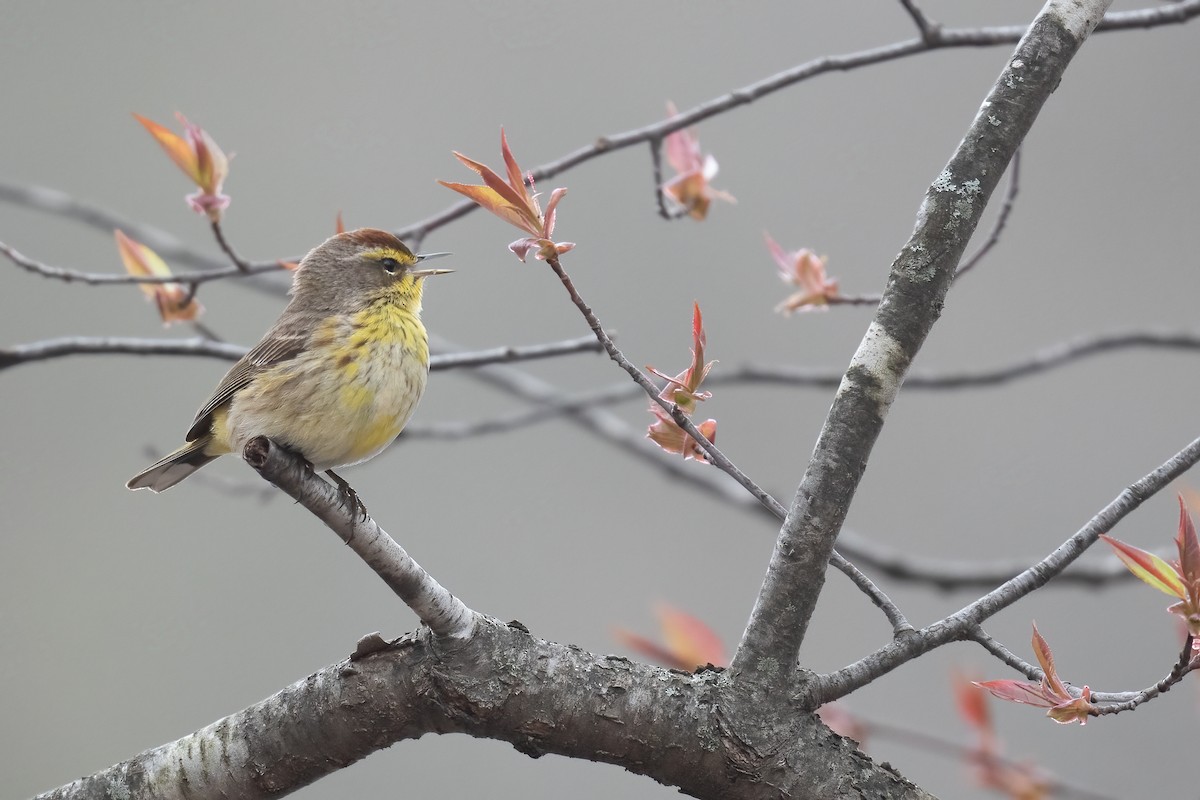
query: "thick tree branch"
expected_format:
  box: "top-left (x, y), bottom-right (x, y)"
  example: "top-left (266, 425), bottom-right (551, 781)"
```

top-left (35, 617), bottom-right (933, 800)
top-left (731, 0), bottom-right (1114, 687)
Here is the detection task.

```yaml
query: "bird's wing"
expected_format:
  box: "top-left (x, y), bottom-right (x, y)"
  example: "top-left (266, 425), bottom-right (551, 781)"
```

top-left (186, 319), bottom-right (312, 441)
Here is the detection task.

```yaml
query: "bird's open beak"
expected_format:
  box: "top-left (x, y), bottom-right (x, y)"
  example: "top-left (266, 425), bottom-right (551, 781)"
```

top-left (412, 252), bottom-right (453, 278)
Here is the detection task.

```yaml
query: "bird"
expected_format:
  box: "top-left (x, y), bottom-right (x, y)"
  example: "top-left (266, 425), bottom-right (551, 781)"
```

top-left (127, 228), bottom-right (451, 498)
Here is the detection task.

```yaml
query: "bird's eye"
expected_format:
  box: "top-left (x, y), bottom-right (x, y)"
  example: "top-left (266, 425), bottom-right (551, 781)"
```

top-left (380, 257), bottom-right (400, 273)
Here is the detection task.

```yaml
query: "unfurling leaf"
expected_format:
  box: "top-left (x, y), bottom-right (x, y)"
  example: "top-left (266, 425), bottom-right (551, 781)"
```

top-left (613, 604), bottom-right (727, 671)
top-left (974, 624), bottom-right (1093, 725)
top-left (646, 303), bottom-right (717, 462)
top-left (764, 231), bottom-right (840, 312)
top-left (438, 129), bottom-right (574, 262)
top-left (952, 672), bottom-right (1053, 798)
top-left (134, 112), bottom-right (231, 221)
top-left (114, 230), bottom-right (203, 325)
top-left (661, 101), bottom-right (734, 220)
top-left (1102, 496), bottom-right (1200, 636)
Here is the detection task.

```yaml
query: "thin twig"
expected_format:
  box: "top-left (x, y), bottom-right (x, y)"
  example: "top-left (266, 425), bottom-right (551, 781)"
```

top-left (1091, 637), bottom-right (1199, 714)
top-left (210, 219), bottom-right (252, 271)
top-left (969, 626), bottom-right (1041, 680)
top-left (735, 330), bottom-right (1200, 391)
top-left (0, 333), bottom-right (611, 372)
top-left (896, 0), bottom-right (941, 43)
top-left (830, 552), bottom-right (913, 636)
top-left (1, 238), bottom-right (284, 285)
top-left (428, 334), bottom-right (607, 369)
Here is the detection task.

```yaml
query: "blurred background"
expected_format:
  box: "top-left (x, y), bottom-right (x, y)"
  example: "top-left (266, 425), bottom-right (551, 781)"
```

top-left (2, 1), bottom-right (1198, 797)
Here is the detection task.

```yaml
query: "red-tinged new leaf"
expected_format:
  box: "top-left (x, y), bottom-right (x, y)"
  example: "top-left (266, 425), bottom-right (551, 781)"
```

top-left (1045, 689), bottom-right (1094, 726)
top-left (645, 304), bottom-right (718, 462)
top-left (1030, 624), bottom-right (1057, 686)
top-left (500, 128), bottom-right (526, 205)
top-left (133, 112), bottom-right (231, 221)
top-left (134, 113), bottom-right (199, 182)
top-left (1176, 495), bottom-right (1200, 587)
top-left (613, 605), bottom-right (728, 672)
top-left (647, 411), bottom-right (716, 463)
top-left (952, 672), bottom-right (993, 735)
top-left (975, 625), bottom-right (1093, 725)
top-left (612, 628), bottom-right (688, 671)
top-left (764, 231), bottom-right (840, 313)
top-left (661, 101), bottom-right (734, 221)
top-left (115, 229), bottom-right (203, 325)
top-left (335, 211), bottom-right (346, 234)
top-left (974, 679), bottom-right (1056, 708)
top-left (1100, 533), bottom-right (1187, 598)
top-left (657, 604), bottom-right (728, 668)
top-left (440, 179), bottom-right (535, 235)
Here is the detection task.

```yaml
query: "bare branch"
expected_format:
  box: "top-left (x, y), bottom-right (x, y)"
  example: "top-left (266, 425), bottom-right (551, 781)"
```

top-left (430, 333), bottom-right (607, 368)
top-left (830, 553), bottom-right (913, 636)
top-left (738, 330), bottom-right (1200, 391)
top-left (407, 328), bottom-right (1200, 441)
top-left (209, 219), bottom-right (252, 271)
top-left (0, 336), bottom-right (245, 368)
top-left (0, 333), bottom-right (608, 372)
top-left (1, 238), bottom-right (284, 285)
top-left (968, 626), bottom-right (1041, 679)
top-left (242, 437), bottom-right (477, 639)
top-left (731, 1), bottom-right (1115, 688)
top-left (1091, 637), bottom-right (1199, 713)
top-left (896, 0), bottom-right (941, 43)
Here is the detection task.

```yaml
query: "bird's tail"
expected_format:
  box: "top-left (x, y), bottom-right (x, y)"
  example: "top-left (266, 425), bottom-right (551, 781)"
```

top-left (126, 438), bottom-right (217, 492)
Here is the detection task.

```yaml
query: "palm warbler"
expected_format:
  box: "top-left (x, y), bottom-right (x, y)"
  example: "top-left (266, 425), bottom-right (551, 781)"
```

top-left (127, 228), bottom-right (451, 492)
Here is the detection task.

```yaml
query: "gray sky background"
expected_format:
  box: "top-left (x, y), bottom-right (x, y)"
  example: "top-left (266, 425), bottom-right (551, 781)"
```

top-left (3, 2), bottom-right (1199, 798)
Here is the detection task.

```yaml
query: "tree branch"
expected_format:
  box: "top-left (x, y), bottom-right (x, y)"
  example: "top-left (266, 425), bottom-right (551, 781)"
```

top-left (406, 328), bottom-right (1200, 440)
top-left (35, 620), bottom-right (932, 800)
top-left (812, 432), bottom-right (1200, 705)
top-left (242, 437), bottom-right (477, 639)
top-left (393, 1), bottom-right (1198, 243)
top-left (731, 0), bottom-right (1114, 688)
top-left (1, 238), bottom-right (283, 285)
top-left (0, 333), bottom-right (607, 372)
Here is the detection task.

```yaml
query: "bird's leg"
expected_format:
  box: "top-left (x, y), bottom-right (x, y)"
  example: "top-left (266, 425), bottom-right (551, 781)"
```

top-left (325, 468), bottom-right (369, 525)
